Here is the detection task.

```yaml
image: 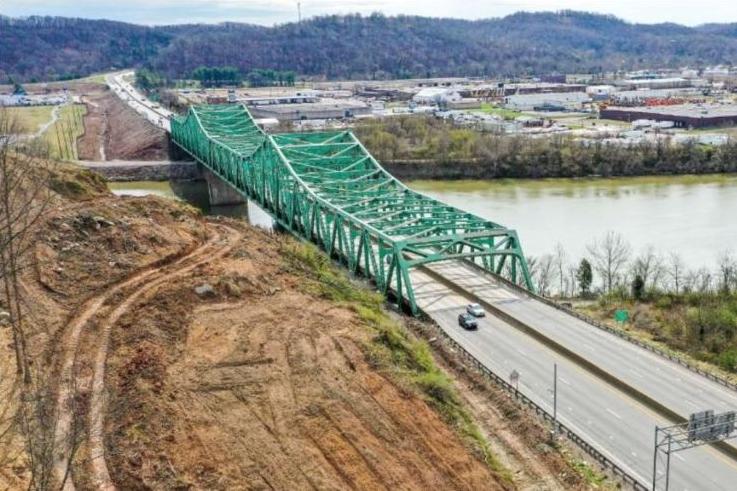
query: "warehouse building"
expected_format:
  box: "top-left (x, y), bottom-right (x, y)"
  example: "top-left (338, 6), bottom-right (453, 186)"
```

top-left (614, 77), bottom-right (692, 90)
top-left (249, 99), bottom-right (371, 121)
top-left (504, 92), bottom-right (591, 111)
top-left (600, 104), bottom-right (737, 129)
top-left (241, 94), bottom-right (319, 106)
top-left (502, 82), bottom-right (586, 96)
top-left (412, 87), bottom-right (463, 105)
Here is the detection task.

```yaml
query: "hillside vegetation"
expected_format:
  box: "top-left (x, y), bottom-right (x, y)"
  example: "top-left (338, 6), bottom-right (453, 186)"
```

top-left (4, 11), bottom-right (737, 82)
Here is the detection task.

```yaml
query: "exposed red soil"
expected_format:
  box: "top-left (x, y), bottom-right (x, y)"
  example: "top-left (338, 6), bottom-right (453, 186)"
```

top-left (78, 89), bottom-right (169, 161)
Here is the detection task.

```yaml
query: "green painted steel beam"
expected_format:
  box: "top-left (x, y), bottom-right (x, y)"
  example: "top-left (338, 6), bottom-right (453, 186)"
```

top-left (170, 103), bottom-right (534, 314)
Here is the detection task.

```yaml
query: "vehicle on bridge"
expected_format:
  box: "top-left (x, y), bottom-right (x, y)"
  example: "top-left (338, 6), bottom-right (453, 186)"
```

top-left (458, 313), bottom-right (478, 330)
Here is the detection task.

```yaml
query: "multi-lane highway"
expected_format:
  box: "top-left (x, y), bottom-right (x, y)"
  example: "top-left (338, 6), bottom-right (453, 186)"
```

top-left (429, 261), bottom-right (737, 417)
top-left (106, 71), bottom-right (172, 131)
top-left (412, 266), bottom-right (737, 490)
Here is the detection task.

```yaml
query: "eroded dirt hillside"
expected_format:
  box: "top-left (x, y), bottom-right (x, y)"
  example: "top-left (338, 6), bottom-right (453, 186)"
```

top-left (100, 227), bottom-right (507, 490)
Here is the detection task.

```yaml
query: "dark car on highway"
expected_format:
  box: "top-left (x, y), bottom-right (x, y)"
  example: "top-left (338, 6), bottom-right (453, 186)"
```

top-left (458, 313), bottom-right (479, 330)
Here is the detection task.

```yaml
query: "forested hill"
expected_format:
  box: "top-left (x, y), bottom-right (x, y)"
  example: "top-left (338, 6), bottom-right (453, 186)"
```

top-left (4, 11), bottom-right (737, 82)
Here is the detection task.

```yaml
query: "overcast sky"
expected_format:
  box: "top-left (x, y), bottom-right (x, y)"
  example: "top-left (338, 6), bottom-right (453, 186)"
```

top-left (2, 0), bottom-right (736, 27)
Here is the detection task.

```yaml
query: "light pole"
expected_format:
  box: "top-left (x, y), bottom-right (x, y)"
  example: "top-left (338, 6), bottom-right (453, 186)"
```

top-left (552, 363), bottom-right (558, 440)
top-left (553, 363), bottom-right (558, 439)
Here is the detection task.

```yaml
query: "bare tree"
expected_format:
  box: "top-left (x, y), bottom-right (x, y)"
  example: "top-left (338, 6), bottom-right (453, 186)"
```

top-left (693, 267), bottom-right (714, 293)
top-left (0, 107), bottom-right (63, 490)
top-left (553, 242), bottom-right (567, 297)
top-left (667, 252), bottom-right (685, 294)
top-left (717, 250), bottom-right (736, 294)
top-left (586, 231), bottom-right (631, 293)
top-left (630, 245), bottom-right (664, 291)
top-left (566, 264), bottom-right (578, 298)
top-left (536, 254), bottom-right (557, 297)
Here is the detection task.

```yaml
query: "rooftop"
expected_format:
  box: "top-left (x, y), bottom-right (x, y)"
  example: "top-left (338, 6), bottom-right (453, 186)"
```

top-left (605, 104), bottom-right (737, 118)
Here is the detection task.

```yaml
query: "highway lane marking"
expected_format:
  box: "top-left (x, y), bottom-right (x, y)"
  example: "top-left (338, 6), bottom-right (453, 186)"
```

top-left (628, 368), bottom-right (644, 379)
top-left (606, 408), bottom-right (623, 420)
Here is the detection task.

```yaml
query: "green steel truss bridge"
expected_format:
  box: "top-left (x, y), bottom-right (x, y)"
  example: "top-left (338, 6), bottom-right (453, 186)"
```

top-left (171, 104), bottom-right (533, 314)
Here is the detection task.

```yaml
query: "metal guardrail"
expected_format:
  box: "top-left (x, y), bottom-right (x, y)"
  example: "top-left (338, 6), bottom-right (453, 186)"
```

top-left (465, 261), bottom-right (737, 394)
top-left (418, 317), bottom-right (649, 491)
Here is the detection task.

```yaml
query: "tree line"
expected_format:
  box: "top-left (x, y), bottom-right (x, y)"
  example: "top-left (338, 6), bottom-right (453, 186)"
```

top-left (135, 66), bottom-right (297, 89)
top-left (530, 231), bottom-right (737, 372)
top-left (530, 231), bottom-right (737, 299)
top-left (355, 116), bottom-right (737, 178)
top-left (7, 12), bottom-right (737, 82)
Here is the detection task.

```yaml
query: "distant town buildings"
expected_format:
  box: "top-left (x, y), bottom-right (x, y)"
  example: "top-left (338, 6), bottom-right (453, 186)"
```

top-left (167, 68), bottom-right (737, 137)
top-left (0, 93), bottom-right (68, 106)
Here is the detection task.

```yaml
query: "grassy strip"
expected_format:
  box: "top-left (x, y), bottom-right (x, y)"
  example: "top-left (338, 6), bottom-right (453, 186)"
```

top-left (44, 104), bottom-right (87, 160)
top-left (579, 299), bottom-right (737, 385)
top-left (565, 453), bottom-right (614, 489)
top-left (477, 103), bottom-right (522, 120)
top-left (5, 105), bottom-right (55, 134)
top-left (281, 241), bottom-right (515, 486)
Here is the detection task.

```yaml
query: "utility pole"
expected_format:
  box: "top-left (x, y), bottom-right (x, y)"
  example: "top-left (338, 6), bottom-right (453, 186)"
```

top-left (297, 2), bottom-right (302, 23)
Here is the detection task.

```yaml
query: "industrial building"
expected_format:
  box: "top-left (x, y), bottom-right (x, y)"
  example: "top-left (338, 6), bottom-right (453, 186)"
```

top-left (504, 92), bottom-right (591, 111)
top-left (612, 88), bottom-right (703, 105)
top-left (502, 82), bottom-right (586, 96)
top-left (614, 77), bottom-right (692, 90)
top-left (412, 87), bottom-right (462, 105)
top-left (600, 104), bottom-right (737, 129)
top-left (241, 94), bottom-right (319, 106)
top-left (249, 99), bottom-right (371, 121)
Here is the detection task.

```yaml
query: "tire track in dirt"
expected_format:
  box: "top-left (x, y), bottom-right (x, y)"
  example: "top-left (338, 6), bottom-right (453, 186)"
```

top-left (50, 223), bottom-right (239, 490)
top-left (86, 224), bottom-right (242, 490)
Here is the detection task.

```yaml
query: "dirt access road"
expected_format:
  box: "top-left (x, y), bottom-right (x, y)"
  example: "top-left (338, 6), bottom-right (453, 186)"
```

top-left (52, 222), bottom-right (242, 489)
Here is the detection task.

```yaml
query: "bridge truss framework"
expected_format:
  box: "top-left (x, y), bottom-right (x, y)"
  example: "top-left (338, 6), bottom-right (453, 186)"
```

top-left (171, 104), bottom-right (534, 314)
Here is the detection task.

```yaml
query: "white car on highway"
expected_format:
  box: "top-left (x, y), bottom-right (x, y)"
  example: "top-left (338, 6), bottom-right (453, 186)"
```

top-left (466, 303), bottom-right (485, 317)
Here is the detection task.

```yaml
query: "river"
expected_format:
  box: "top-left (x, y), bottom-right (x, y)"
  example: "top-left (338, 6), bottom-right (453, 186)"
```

top-left (110, 175), bottom-right (737, 270)
top-left (410, 175), bottom-right (737, 269)
top-left (108, 180), bottom-right (275, 229)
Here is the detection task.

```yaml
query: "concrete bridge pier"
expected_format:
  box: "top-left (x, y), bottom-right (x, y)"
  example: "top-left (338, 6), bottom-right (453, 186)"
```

top-left (202, 167), bottom-right (246, 206)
